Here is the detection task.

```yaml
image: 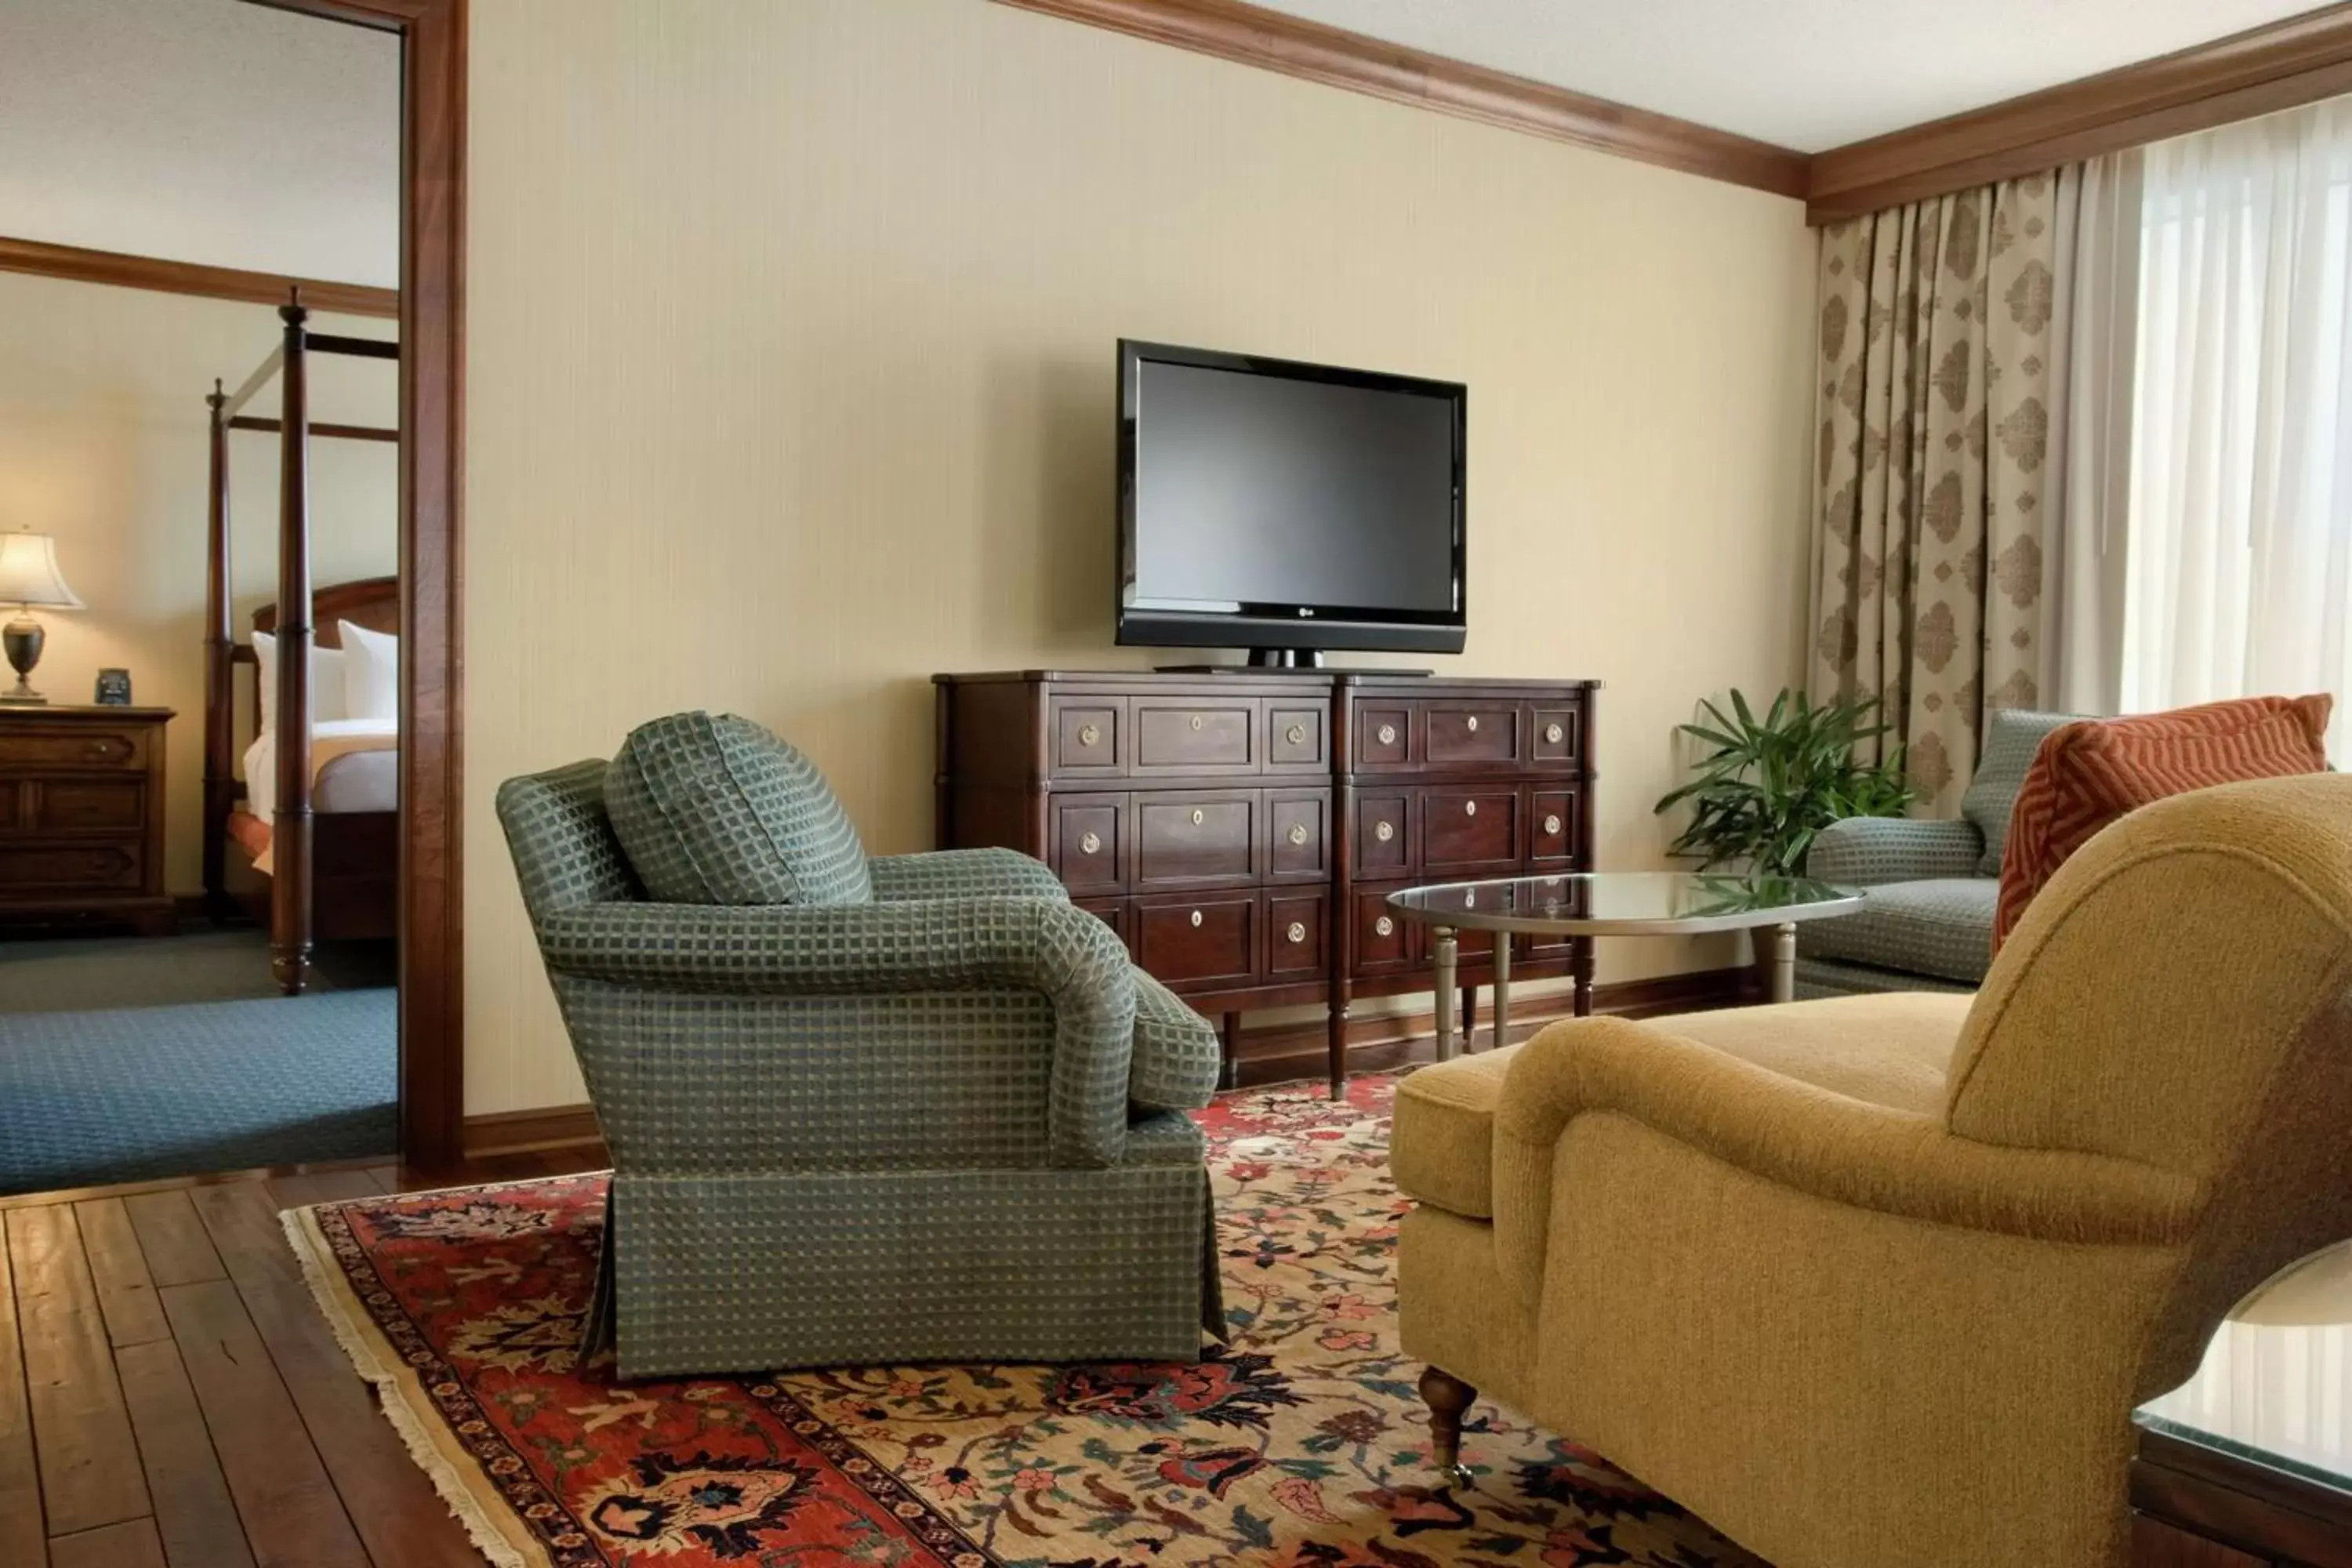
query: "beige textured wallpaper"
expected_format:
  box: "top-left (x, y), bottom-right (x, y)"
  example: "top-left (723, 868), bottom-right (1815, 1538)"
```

top-left (0, 270), bottom-right (397, 894)
top-left (464, 0), bottom-right (1817, 1114)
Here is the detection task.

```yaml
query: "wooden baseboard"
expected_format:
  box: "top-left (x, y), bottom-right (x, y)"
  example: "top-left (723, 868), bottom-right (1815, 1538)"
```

top-left (1231, 965), bottom-right (1751, 1087)
top-left (461, 1104), bottom-right (604, 1158)
top-left (459, 965), bottom-right (1754, 1153)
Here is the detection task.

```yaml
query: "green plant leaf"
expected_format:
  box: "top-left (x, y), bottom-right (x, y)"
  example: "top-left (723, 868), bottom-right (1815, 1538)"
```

top-left (1652, 686), bottom-right (1915, 873)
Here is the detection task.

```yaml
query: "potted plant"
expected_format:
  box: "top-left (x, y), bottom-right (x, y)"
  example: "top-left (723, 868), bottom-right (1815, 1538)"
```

top-left (1653, 688), bottom-right (1915, 876)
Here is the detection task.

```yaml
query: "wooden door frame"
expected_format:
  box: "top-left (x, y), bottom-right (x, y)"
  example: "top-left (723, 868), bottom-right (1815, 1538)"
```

top-left (249, 0), bottom-right (466, 1168)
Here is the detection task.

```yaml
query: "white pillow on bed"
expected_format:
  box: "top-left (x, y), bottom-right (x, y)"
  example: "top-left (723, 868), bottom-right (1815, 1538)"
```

top-left (339, 621), bottom-right (399, 722)
top-left (251, 631), bottom-right (347, 733)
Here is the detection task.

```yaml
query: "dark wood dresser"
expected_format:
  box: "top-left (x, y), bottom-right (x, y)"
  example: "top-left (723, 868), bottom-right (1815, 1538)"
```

top-left (0, 705), bottom-right (176, 936)
top-left (933, 671), bottom-right (1598, 1093)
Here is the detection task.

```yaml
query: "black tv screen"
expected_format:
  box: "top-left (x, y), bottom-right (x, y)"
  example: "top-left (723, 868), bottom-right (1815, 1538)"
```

top-left (1116, 340), bottom-right (1465, 661)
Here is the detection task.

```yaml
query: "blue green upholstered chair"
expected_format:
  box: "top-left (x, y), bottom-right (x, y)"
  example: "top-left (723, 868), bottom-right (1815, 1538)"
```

top-left (495, 713), bottom-right (1223, 1378)
top-left (1796, 709), bottom-right (2075, 997)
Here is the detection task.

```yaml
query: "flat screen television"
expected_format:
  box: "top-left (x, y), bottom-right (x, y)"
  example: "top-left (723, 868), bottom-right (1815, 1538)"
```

top-left (1116, 339), bottom-right (1466, 665)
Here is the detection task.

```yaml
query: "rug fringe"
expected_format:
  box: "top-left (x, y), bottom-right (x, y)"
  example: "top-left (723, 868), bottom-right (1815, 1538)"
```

top-left (280, 1203), bottom-right (541, 1568)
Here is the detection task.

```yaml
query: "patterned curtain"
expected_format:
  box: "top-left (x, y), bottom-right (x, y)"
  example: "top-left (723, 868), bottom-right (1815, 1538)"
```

top-left (1810, 173), bottom-right (2074, 815)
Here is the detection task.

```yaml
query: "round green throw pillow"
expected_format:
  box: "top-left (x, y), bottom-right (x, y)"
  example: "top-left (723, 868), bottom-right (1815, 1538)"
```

top-left (603, 711), bottom-right (872, 906)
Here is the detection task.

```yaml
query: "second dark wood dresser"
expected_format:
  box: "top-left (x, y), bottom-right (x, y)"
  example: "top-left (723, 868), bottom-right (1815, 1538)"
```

top-left (0, 705), bottom-right (176, 936)
top-left (934, 670), bottom-right (1598, 1094)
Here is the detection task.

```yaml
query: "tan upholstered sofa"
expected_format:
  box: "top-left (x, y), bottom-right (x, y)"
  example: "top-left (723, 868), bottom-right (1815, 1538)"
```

top-left (1392, 774), bottom-right (2352, 1568)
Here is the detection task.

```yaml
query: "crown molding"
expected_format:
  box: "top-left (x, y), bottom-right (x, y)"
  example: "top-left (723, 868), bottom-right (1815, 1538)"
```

top-left (1809, 3), bottom-right (2352, 222)
top-left (0, 234), bottom-right (397, 318)
top-left (990, 0), bottom-right (1810, 199)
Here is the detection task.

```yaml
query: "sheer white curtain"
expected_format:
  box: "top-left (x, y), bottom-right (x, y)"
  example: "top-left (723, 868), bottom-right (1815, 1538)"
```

top-left (2125, 98), bottom-right (2352, 755)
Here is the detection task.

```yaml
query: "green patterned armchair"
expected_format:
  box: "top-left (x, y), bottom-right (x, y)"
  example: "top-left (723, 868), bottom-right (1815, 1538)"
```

top-left (1797, 708), bottom-right (2074, 996)
top-left (495, 714), bottom-right (1223, 1378)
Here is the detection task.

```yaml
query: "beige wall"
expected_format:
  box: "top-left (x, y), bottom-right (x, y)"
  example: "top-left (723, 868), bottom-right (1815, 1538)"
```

top-left (464, 0), bottom-right (1817, 1114)
top-left (0, 270), bottom-right (397, 894)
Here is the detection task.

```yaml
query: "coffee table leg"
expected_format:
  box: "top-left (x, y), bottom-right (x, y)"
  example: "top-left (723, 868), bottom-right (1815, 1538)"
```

top-left (1772, 922), bottom-right (1798, 1004)
top-left (1432, 927), bottom-right (1457, 1062)
top-left (1490, 935), bottom-right (1511, 1051)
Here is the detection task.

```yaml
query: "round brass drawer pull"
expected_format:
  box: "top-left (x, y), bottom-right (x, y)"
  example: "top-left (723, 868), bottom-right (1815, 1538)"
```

top-left (1544, 722), bottom-right (1565, 744)
top-left (1374, 915), bottom-right (1395, 938)
top-left (1189, 713), bottom-right (1204, 731)
top-left (1287, 823), bottom-right (1308, 845)
top-left (1077, 722), bottom-right (1101, 747)
top-left (1543, 814), bottom-right (1563, 836)
top-left (1189, 909), bottom-right (1203, 928)
top-left (1466, 715), bottom-right (1479, 732)
top-left (1376, 723), bottom-right (1397, 746)
top-left (1190, 808), bottom-right (1205, 826)
top-left (1285, 723), bottom-right (1307, 746)
top-left (1287, 922), bottom-right (1306, 944)
top-left (1374, 820), bottom-right (1394, 843)
top-left (1465, 800), bottom-right (1477, 816)
top-left (1079, 830), bottom-right (1102, 855)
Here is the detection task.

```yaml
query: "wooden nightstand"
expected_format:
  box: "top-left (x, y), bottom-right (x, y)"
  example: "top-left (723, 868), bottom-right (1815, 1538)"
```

top-left (0, 705), bottom-right (176, 936)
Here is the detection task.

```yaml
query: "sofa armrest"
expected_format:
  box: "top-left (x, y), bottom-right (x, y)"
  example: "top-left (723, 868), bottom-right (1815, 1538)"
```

top-left (1489, 1016), bottom-right (2199, 1307)
top-left (534, 895), bottom-right (1133, 1164)
top-left (867, 847), bottom-right (1069, 903)
top-left (1806, 815), bottom-right (1984, 885)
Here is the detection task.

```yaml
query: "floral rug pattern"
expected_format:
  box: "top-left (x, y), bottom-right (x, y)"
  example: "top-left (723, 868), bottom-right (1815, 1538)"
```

top-left (289, 1076), bottom-right (1762, 1566)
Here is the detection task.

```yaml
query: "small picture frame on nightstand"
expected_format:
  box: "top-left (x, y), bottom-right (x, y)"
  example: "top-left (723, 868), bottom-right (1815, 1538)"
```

top-left (94, 668), bottom-right (132, 706)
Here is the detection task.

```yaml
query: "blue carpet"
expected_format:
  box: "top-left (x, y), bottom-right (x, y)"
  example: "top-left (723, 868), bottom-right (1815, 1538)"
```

top-left (0, 931), bottom-right (395, 1195)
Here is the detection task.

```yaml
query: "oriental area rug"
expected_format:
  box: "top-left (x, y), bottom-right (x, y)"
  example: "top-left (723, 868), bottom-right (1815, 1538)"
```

top-left (284, 1076), bottom-right (1762, 1567)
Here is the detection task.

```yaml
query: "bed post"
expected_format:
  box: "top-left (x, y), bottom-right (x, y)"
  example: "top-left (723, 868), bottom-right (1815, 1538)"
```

top-left (270, 299), bottom-right (314, 996)
top-left (202, 379), bottom-right (234, 920)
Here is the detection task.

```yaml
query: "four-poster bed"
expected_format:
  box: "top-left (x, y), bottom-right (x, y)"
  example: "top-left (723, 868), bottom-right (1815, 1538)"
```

top-left (201, 299), bottom-right (401, 996)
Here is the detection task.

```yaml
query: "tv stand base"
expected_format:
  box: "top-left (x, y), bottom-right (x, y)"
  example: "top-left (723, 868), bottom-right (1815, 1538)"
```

top-left (1155, 652), bottom-right (1434, 675)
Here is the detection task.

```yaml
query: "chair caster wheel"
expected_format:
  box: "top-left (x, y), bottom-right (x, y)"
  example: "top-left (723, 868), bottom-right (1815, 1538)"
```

top-left (1442, 1462), bottom-right (1474, 1490)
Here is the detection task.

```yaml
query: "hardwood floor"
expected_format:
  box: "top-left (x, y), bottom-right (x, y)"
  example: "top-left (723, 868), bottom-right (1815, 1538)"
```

top-left (0, 1146), bottom-right (608, 1567)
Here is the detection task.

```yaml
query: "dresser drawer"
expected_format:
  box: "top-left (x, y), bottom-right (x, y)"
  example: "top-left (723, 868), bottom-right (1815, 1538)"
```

top-left (1532, 706), bottom-right (1582, 763)
top-left (0, 840), bottom-right (145, 891)
top-left (1266, 789), bottom-right (1329, 882)
top-left (1266, 891), bottom-right (1326, 977)
top-left (1354, 792), bottom-right (1412, 877)
top-left (26, 779), bottom-right (147, 833)
top-left (1352, 886), bottom-right (1416, 974)
top-left (1265, 703), bottom-right (1327, 771)
top-left (0, 721), bottom-right (154, 773)
top-left (1424, 702), bottom-right (1523, 767)
top-left (1134, 892), bottom-right (1258, 988)
top-left (1048, 792), bottom-right (1126, 894)
top-left (1134, 790), bottom-right (1257, 889)
top-left (1421, 786), bottom-right (1520, 874)
top-left (1355, 704), bottom-right (1411, 768)
top-left (1049, 697), bottom-right (1124, 777)
top-left (1528, 786), bottom-right (1580, 866)
top-left (1134, 699), bottom-right (1257, 775)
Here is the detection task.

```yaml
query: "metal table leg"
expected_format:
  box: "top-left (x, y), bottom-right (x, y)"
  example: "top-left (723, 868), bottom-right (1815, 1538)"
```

top-left (1432, 927), bottom-right (1457, 1061)
top-left (1772, 922), bottom-right (1798, 1004)
top-left (1490, 935), bottom-right (1511, 1051)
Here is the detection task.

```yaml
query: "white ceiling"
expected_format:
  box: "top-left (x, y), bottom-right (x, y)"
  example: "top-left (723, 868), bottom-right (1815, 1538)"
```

top-left (0, 0), bottom-right (397, 287)
top-left (1248, 0), bottom-right (2328, 151)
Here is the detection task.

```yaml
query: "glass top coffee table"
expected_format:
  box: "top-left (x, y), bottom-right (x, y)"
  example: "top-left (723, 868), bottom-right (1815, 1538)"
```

top-left (2132, 1239), bottom-right (2352, 1555)
top-left (1386, 872), bottom-right (1863, 1060)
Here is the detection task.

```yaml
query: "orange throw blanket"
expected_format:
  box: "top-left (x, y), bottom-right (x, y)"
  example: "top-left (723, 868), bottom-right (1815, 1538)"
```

top-left (1994, 695), bottom-right (2334, 949)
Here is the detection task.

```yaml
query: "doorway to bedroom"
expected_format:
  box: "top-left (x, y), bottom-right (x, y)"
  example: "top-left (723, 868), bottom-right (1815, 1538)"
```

top-left (0, 0), bottom-right (408, 1196)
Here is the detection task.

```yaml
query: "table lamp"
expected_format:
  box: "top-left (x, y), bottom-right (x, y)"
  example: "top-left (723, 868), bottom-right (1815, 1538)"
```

top-left (0, 528), bottom-right (84, 705)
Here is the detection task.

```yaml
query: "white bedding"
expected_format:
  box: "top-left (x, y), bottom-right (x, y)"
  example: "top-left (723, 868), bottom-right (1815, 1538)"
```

top-left (242, 719), bottom-right (401, 821)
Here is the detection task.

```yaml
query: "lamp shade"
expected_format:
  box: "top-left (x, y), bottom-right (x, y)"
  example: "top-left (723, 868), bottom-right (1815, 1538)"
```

top-left (0, 532), bottom-right (83, 610)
